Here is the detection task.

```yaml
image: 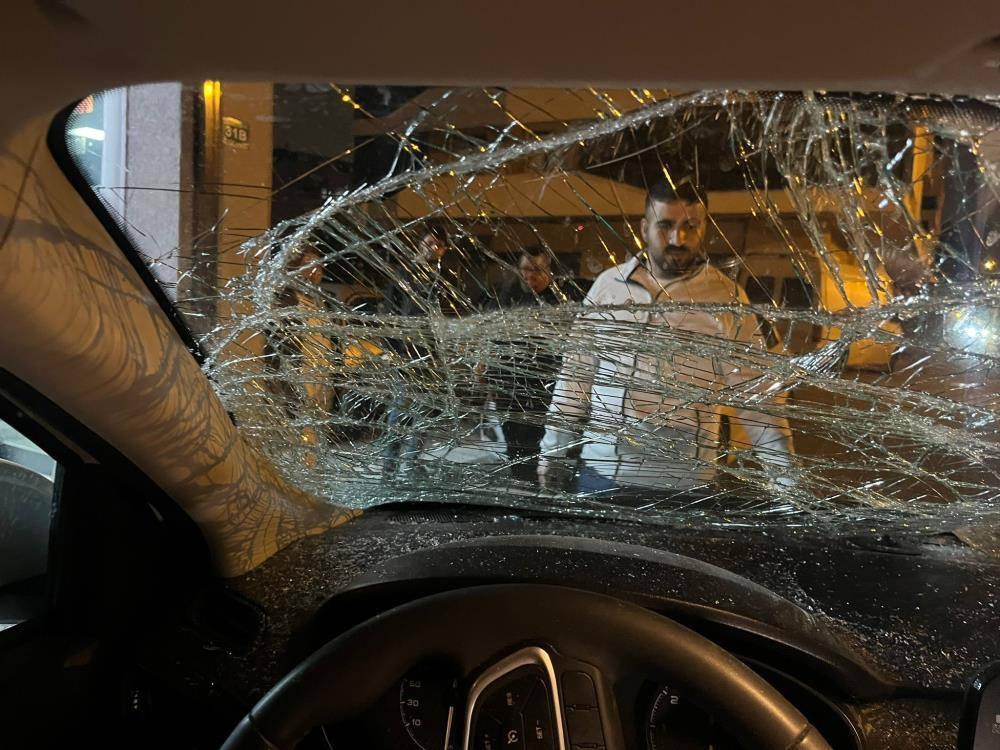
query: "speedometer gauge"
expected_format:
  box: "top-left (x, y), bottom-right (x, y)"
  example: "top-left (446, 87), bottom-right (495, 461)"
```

top-left (647, 684), bottom-right (738, 750)
top-left (399, 669), bottom-right (459, 750)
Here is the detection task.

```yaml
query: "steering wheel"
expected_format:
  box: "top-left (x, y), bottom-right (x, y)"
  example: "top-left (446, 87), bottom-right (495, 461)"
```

top-left (221, 584), bottom-right (832, 750)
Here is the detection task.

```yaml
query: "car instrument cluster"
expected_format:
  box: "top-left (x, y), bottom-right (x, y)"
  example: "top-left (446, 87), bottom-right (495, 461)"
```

top-left (314, 652), bottom-right (858, 750)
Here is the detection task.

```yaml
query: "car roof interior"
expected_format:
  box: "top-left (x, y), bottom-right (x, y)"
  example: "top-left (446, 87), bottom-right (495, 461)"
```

top-left (4, 1), bottom-right (1000, 140)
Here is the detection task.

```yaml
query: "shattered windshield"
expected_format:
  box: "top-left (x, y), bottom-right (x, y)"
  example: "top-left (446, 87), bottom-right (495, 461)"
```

top-left (65, 85), bottom-right (1000, 535)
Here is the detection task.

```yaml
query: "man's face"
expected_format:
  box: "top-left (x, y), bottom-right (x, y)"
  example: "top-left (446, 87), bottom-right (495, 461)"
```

top-left (418, 232), bottom-right (447, 262)
top-left (640, 199), bottom-right (707, 277)
top-left (518, 254), bottom-right (552, 293)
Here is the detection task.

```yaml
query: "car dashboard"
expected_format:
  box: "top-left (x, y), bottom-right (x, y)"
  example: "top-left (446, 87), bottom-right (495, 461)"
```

top-left (132, 505), bottom-right (1000, 750)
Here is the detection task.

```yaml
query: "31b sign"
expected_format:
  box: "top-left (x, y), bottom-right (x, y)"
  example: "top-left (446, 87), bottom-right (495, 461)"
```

top-left (223, 116), bottom-right (250, 148)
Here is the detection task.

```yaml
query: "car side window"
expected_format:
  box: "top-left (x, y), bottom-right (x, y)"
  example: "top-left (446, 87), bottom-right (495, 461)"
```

top-left (0, 419), bottom-right (57, 625)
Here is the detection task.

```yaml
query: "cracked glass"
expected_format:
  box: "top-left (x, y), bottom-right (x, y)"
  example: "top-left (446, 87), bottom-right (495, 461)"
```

top-left (65, 85), bottom-right (1000, 536)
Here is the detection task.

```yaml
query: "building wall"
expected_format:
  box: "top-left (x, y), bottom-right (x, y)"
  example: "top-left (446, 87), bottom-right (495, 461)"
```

top-left (213, 82), bottom-right (274, 359)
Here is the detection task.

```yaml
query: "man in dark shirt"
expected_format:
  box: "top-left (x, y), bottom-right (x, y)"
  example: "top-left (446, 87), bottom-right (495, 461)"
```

top-left (487, 248), bottom-right (562, 482)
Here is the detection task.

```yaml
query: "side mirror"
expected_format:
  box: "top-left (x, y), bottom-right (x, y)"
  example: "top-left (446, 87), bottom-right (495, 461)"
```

top-left (959, 663), bottom-right (1000, 749)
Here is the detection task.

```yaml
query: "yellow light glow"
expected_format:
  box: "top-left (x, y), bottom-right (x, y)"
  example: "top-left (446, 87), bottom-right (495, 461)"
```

top-left (985, 259), bottom-right (997, 271)
top-left (202, 80), bottom-right (221, 102)
top-left (201, 81), bottom-right (221, 131)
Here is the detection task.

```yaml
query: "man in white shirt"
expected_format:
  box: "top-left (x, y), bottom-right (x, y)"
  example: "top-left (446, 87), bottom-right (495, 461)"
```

top-left (538, 180), bottom-right (795, 495)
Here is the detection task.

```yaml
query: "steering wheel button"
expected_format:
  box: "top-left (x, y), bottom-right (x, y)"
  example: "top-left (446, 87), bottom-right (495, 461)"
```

top-left (503, 673), bottom-right (538, 713)
top-left (498, 716), bottom-right (526, 750)
top-left (566, 706), bottom-right (605, 747)
top-left (482, 668), bottom-right (541, 721)
top-left (475, 714), bottom-right (504, 750)
top-left (522, 679), bottom-right (555, 749)
top-left (561, 671), bottom-right (598, 708)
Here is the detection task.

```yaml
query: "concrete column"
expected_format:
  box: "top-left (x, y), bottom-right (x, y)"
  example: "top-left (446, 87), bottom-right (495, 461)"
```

top-left (213, 82), bottom-right (274, 360)
top-left (98, 83), bottom-right (194, 300)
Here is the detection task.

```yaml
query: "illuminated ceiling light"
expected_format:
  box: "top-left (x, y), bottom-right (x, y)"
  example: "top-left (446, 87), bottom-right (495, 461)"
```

top-left (984, 259), bottom-right (997, 271)
top-left (68, 126), bottom-right (105, 141)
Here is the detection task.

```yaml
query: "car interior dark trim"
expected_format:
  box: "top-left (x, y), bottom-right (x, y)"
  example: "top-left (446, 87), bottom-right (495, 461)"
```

top-left (0, 368), bottom-right (212, 632)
